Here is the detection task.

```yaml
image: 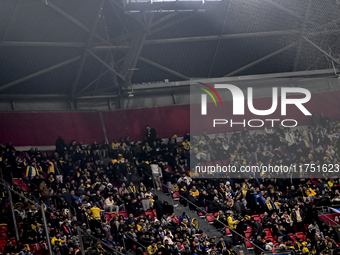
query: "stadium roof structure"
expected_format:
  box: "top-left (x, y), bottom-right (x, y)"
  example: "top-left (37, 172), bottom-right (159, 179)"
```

top-left (1, 0), bottom-right (340, 101)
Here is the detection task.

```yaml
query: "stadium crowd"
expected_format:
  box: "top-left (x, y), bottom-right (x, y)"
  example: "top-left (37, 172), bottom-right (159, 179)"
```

top-left (0, 114), bottom-right (340, 255)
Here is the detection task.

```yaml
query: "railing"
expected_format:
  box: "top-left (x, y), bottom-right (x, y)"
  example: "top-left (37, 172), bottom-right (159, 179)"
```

top-left (261, 251), bottom-right (295, 255)
top-left (0, 179), bottom-right (132, 255)
top-left (144, 171), bottom-right (266, 253)
top-left (0, 180), bottom-right (53, 255)
top-left (317, 209), bottom-right (340, 228)
top-left (77, 227), bottom-right (126, 255)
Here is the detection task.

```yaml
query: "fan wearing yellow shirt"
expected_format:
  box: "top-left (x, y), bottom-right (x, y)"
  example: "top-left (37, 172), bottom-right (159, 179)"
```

top-left (112, 154), bottom-right (125, 164)
top-left (227, 211), bottom-right (240, 245)
top-left (182, 139), bottom-right (190, 150)
top-left (90, 206), bottom-right (101, 221)
top-left (147, 243), bottom-right (157, 255)
top-left (51, 233), bottom-right (65, 246)
top-left (190, 186), bottom-right (199, 198)
top-left (111, 139), bottom-right (120, 150)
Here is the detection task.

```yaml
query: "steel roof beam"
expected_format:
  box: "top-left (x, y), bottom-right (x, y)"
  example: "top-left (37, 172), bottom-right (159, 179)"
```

top-left (223, 27), bottom-right (340, 77)
top-left (262, 0), bottom-right (317, 27)
top-left (139, 56), bottom-right (189, 80)
top-left (129, 68), bottom-right (338, 91)
top-left (0, 55), bottom-right (81, 92)
top-left (2, 0), bottom-right (20, 42)
top-left (224, 42), bottom-right (298, 77)
top-left (144, 30), bottom-right (301, 44)
top-left (293, 0), bottom-right (312, 71)
top-left (76, 70), bottom-right (110, 96)
top-left (120, 14), bottom-right (154, 88)
top-left (39, 0), bottom-right (108, 44)
top-left (94, 29), bottom-right (340, 50)
top-left (0, 41), bottom-right (85, 47)
top-left (71, 0), bottom-right (105, 98)
top-left (302, 36), bottom-right (340, 65)
top-left (87, 50), bottom-right (126, 81)
top-left (149, 12), bottom-right (180, 29)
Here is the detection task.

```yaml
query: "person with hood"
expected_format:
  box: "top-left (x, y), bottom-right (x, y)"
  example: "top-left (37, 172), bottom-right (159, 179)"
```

top-left (191, 218), bottom-right (201, 234)
top-left (179, 212), bottom-right (189, 223)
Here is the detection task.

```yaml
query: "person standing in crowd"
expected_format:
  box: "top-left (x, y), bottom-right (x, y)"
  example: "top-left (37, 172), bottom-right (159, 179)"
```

top-left (1, 119), bottom-right (340, 255)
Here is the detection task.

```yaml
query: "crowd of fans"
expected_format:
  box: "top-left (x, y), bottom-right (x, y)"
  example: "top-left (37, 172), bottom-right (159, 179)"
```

top-left (0, 113), bottom-right (339, 255)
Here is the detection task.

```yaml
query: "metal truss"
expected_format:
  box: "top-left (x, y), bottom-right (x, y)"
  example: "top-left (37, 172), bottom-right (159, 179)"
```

top-left (1, 0), bottom-right (340, 98)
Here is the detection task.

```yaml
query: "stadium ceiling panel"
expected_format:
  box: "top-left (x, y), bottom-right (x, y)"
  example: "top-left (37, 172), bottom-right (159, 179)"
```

top-left (0, 0), bottom-right (340, 100)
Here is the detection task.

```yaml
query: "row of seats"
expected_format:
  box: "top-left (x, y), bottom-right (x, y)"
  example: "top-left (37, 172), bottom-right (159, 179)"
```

top-left (13, 178), bottom-right (30, 192)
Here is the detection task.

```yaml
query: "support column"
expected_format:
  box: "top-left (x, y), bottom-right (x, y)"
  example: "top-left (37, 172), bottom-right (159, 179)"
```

top-left (7, 186), bottom-right (19, 241)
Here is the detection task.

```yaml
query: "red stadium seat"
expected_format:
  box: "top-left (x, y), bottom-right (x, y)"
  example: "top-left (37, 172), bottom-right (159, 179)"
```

top-left (118, 211), bottom-right (128, 219)
top-left (214, 160), bottom-right (222, 167)
top-left (295, 232), bottom-right (306, 241)
top-left (251, 215), bottom-right (261, 222)
top-left (0, 240), bottom-right (7, 246)
top-left (11, 239), bottom-right (16, 246)
top-left (165, 166), bottom-right (173, 173)
top-left (199, 162), bottom-right (206, 167)
top-left (144, 210), bottom-right (154, 220)
top-left (104, 214), bottom-right (111, 222)
top-left (172, 192), bottom-right (180, 200)
top-left (152, 209), bottom-right (157, 217)
top-left (264, 229), bottom-right (272, 237)
top-left (0, 225), bottom-right (8, 233)
top-left (265, 236), bottom-right (275, 243)
top-left (0, 233), bottom-right (8, 240)
top-left (0, 245), bottom-right (5, 254)
top-left (20, 184), bottom-right (29, 192)
top-left (222, 160), bottom-right (228, 166)
top-left (171, 215), bottom-right (179, 224)
top-left (206, 214), bottom-right (215, 224)
top-left (13, 178), bottom-right (22, 186)
top-left (224, 227), bottom-right (232, 236)
top-left (40, 243), bottom-right (48, 250)
top-left (206, 161), bottom-right (214, 167)
top-left (246, 241), bottom-right (254, 249)
top-left (197, 210), bottom-right (205, 218)
top-left (31, 244), bottom-right (39, 253)
top-left (260, 214), bottom-right (265, 219)
top-left (213, 212), bottom-right (219, 217)
top-left (288, 233), bottom-right (295, 241)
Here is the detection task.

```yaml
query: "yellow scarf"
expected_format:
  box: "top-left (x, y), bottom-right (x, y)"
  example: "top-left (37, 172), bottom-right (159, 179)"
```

top-left (129, 186), bottom-right (136, 193)
top-left (266, 200), bottom-right (273, 210)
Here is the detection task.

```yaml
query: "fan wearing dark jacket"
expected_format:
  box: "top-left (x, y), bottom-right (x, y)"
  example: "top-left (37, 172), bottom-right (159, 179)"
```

top-left (153, 195), bottom-right (163, 221)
